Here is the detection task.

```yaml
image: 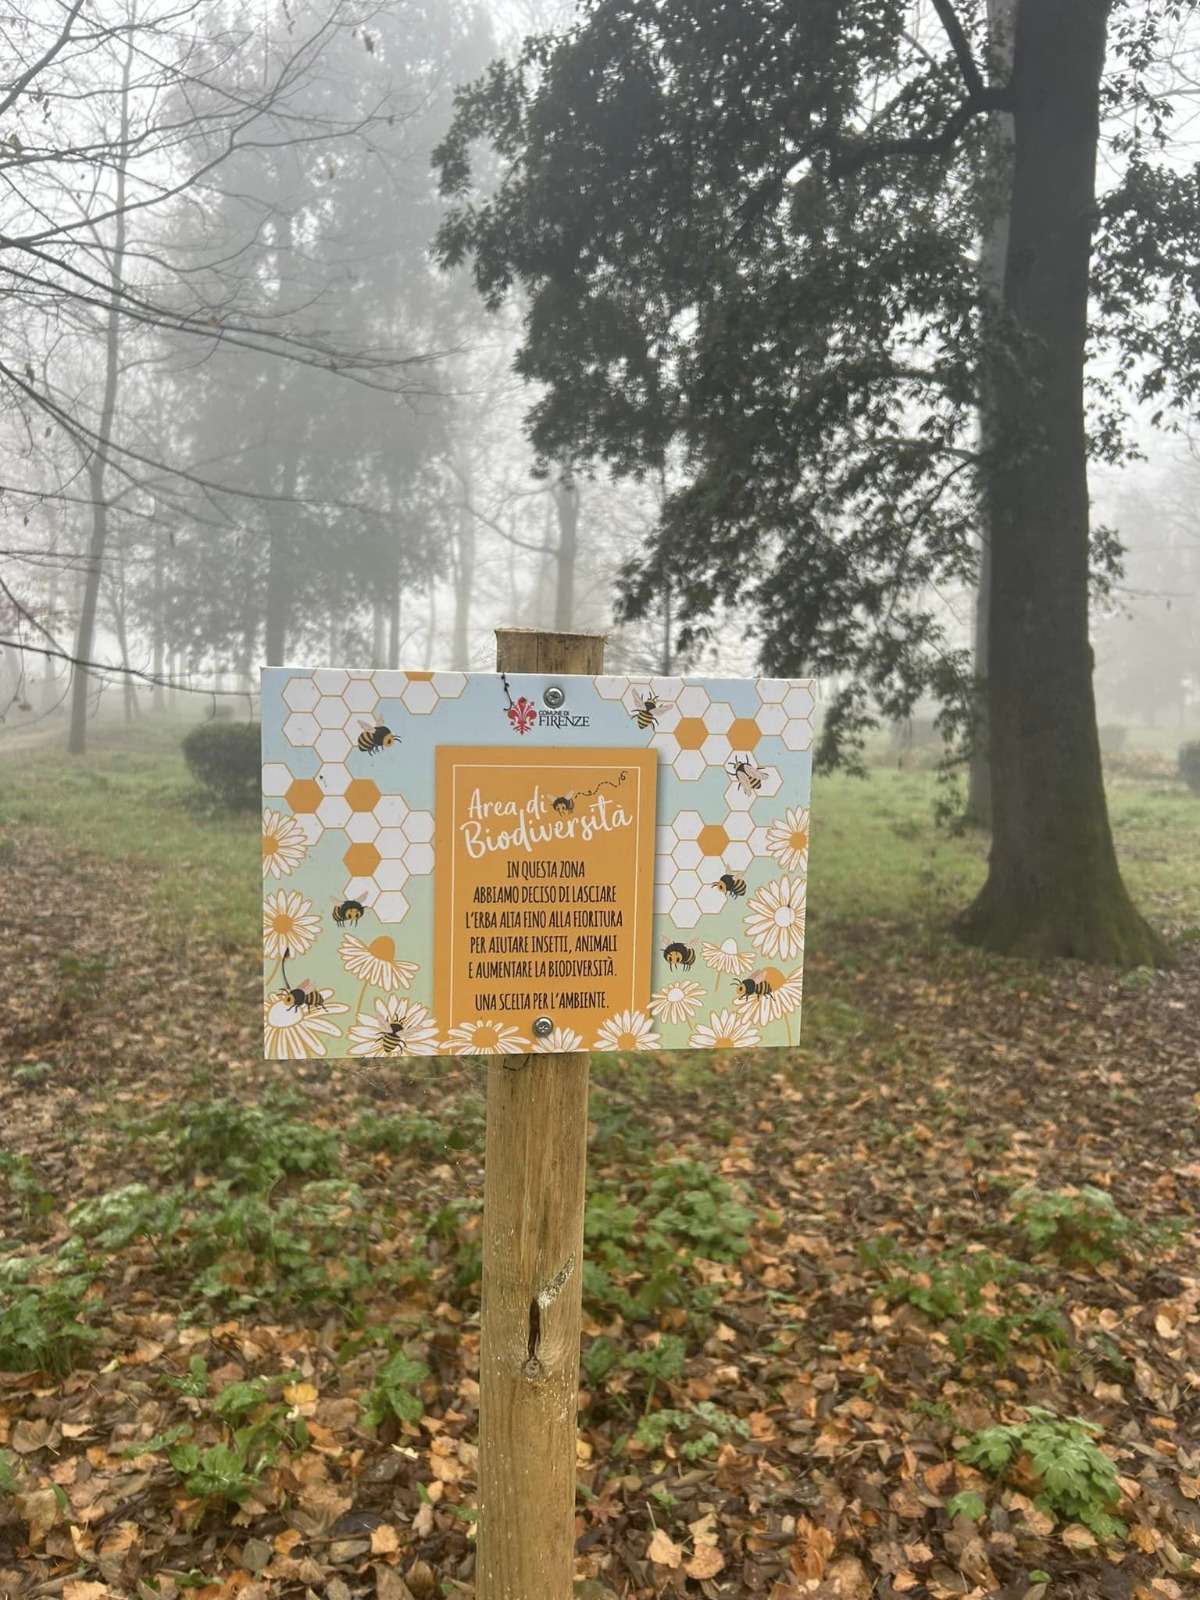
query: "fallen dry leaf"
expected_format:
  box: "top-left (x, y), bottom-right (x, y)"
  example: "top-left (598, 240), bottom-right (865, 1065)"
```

top-left (647, 1527), bottom-right (683, 1567)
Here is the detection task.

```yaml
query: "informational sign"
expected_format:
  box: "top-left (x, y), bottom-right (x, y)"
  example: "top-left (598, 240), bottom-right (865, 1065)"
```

top-left (434, 747), bottom-right (657, 1044)
top-left (261, 670), bottom-right (813, 1058)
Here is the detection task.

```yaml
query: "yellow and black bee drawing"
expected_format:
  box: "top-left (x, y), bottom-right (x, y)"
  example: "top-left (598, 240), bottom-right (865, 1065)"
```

top-left (631, 687), bottom-right (674, 730)
top-left (660, 933), bottom-right (696, 969)
top-left (712, 872), bottom-right (747, 899)
top-left (357, 715), bottom-right (396, 755)
top-left (274, 949), bottom-right (326, 1011)
top-left (733, 967), bottom-right (785, 1001)
top-left (727, 754), bottom-right (769, 796)
top-left (376, 1007), bottom-right (415, 1055)
top-left (332, 896), bottom-right (366, 927)
top-left (552, 792), bottom-right (575, 815)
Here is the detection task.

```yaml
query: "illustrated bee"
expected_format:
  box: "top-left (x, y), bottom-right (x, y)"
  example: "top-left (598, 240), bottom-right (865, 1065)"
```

top-left (552, 793), bottom-right (575, 815)
top-left (631, 688), bottom-right (674, 730)
top-left (332, 896), bottom-right (366, 927)
top-left (728, 754), bottom-right (769, 796)
top-left (357, 715), bottom-right (396, 755)
top-left (733, 967), bottom-right (785, 1001)
top-left (660, 934), bottom-right (696, 970)
top-left (273, 950), bottom-right (326, 1012)
top-left (712, 872), bottom-right (747, 899)
top-left (376, 1007), bottom-right (415, 1055)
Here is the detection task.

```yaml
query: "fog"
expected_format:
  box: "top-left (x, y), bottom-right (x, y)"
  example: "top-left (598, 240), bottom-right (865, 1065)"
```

top-left (0, 0), bottom-right (1195, 747)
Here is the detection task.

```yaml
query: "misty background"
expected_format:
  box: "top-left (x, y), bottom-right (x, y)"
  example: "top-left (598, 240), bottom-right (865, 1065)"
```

top-left (0, 0), bottom-right (1196, 741)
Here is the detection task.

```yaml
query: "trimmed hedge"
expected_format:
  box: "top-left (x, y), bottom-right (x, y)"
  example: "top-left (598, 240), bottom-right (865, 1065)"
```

top-left (182, 721), bottom-right (261, 810)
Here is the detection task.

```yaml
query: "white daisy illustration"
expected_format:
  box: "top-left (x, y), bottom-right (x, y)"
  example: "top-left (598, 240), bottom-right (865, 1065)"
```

top-left (763, 805), bottom-right (811, 872)
top-left (648, 978), bottom-right (706, 1025)
top-left (263, 990), bottom-right (349, 1059)
top-left (444, 1020), bottom-right (530, 1056)
top-left (701, 938), bottom-right (756, 976)
top-left (737, 968), bottom-right (804, 1027)
top-left (262, 809), bottom-right (308, 880)
top-left (688, 1008), bottom-right (761, 1050)
top-left (744, 875), bottom-right (806, 962)
top-left (349, 998), bottom-right (441, 1058)
top-left (339, 933), bottom-right (418, 992)
top-left (532, 1025), bottom-right (585, 1054)
top-left (263, 889), bottom-right (322, 961)
top-left (594, 1009), bottom-right (661, 1053)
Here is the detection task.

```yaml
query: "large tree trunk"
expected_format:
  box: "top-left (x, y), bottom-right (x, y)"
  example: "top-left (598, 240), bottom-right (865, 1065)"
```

top-left (961, 0), bottom-right (1168, 965)
top-left (965, 0), bottom-right (1017, 829)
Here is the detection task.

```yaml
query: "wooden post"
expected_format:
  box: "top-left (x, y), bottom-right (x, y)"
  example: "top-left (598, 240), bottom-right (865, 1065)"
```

top-left (476, 629), bottom-right (606, 1600)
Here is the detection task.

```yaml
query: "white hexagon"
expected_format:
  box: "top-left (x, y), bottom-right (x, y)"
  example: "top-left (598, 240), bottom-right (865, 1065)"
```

top-left (263, 762), bottom-right (292, 796)
top-left (293, 814), bottom-right (323, 846)
top-left (749, 826), bottom-right (771, 855)
top-left (671, 839), bottom-right (703, 871)
top-left (373, 859), bottom-right (410, 891)
top-left (755, 765), bottom-right (784, 798)
top-left (317, 796), bottom-right (352, 829)
top-left (402, 680), bottom-right (439, 716)
top-left (672, 897), bottom-right (702, 929)
top-left (315, 695), bottom-right (347, 729)
top-left (671, 749), bottom-right (706, 783)
top-left (671, 868), bottom-right (703, 900)
top-left (313, 668), bottom-right (348, 697)
top-left (346, 812), bottom-right (381, 843)
top-left (672, 811), bottom-right (704, 840)
top-left (401, 810), bottom-right (434, 843)
top-left (725, 841), bottom-right (753, 871)
top-left (376, 828), bottom-right (408, 858)
top-left (706, 701), bottom-right (735, 733)
top-left (782, 720), bottom-right (813, 752)
top-left (282, 677), bottom-right (319, 712)
top-left (758, 680), bottom-right (789, 703)
top-left (697, 883), bottom-right (727, 915)
top-left (376, 794), bottom-right (409, 828)
top-left (316, 728), bottom-right (352, 762)
top-left (783, 684), bottom-right (815, 719)
top-left (431, 672), bottom-right (467, 699)
top-left (702, 734), bottom-right (731, 767)
top-left (725, 779), bottom-right (755, 812)
top-left (284, 711), bottom-right (319, 747)
top-left (726, 811), bottom-right (755, 841)
top-left (697, 854), bottom-right (726, 883)
top-left (319, 763), bottom-right (351, 795)
top-left (344, 876), bottom-right (376, 905)
top-left (655, 853), bottom-right (674, 887)
top-left (653, 882), bottom-right (673, 914)
top-left (404, 841), bottom-right (434, 875)
top-left (757, 704), bottom-right (787, 735)
top-left (344, 679), bottom-right (377, 714)
top-left (675, 684), bottom-right (711, 718)
top-left (374, 889), bottom-right (410, 924)
top-left (596, 677), bottom-right (630, 701)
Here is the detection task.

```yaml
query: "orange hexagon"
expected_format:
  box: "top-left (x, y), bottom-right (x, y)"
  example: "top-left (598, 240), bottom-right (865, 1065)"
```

top-left (697, 823), bottom-right (730, 859)
top-left (673, 717), bottom-right (708, 751)
top-left (285, 777), bottom-right (323, 814)
top-left (344, 778), bottom-right (381, 813)
top-left (344, 841), bottom-right (381, 877)
top-left (405, 670), bottom-right (434, 682)
top-left (727, 717), bottom-right (761, 752)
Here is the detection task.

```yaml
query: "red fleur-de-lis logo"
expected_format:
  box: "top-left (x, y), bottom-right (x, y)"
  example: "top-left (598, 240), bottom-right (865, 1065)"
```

top-left (506, 696), bottom-right (537, 735)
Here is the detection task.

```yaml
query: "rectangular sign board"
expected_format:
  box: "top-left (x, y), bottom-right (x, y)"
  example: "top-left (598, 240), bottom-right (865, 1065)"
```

top-left (262, 670), bottom-right (813, 1058)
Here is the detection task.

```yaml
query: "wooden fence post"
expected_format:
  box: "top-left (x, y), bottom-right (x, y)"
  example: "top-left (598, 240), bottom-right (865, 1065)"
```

top-left (475, 628), bottom-right (607, 1600)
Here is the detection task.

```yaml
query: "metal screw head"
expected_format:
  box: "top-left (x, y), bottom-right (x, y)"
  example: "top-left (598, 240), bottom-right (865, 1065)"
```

top-left (532, 1015), bottom-right (554, 1038)
top-left (542, 685), bottom-right (565, 709)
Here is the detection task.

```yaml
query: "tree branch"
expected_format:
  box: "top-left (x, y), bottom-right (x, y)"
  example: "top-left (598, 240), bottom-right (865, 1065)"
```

top-left (0, 0), bottom-right (88, 119)
top-left (930, 0), bottom-right (987, 99)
